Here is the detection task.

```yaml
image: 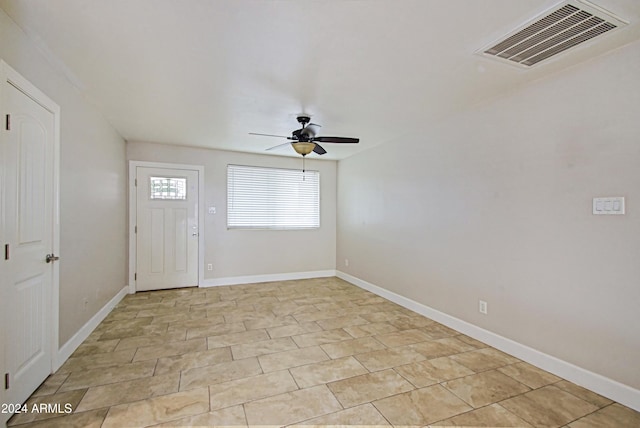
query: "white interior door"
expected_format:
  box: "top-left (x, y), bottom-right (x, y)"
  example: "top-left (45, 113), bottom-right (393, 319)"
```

top-left (136, 167), bottom-right (199, 291)
top-left (1, 68), bottom-right (57, 409)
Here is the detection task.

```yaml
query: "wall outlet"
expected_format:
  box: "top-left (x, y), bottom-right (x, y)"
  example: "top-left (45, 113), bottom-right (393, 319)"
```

top-left (479, 300), bottom-right (488, 315)
top-left (207, 263), bottom-right (213, 271)
top-left (344, 259), bottom-right (349, 267)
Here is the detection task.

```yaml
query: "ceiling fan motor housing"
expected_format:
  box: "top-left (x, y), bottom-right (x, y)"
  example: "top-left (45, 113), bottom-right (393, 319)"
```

top-left (292, 128), bottom-right (310, 141)
top-left (294, 115), bottom-right (314, 141)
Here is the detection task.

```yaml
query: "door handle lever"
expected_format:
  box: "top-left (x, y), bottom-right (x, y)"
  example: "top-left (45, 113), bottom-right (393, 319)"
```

top-left (45, 254), bottom-right (59, 263)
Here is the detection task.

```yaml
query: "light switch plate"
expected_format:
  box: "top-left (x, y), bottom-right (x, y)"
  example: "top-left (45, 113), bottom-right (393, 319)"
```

top-left (593, 197), bottom-right (625, 215)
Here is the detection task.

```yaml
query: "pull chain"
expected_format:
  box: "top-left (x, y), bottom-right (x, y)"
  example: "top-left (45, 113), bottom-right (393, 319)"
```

top-left (302, 155), bottom-right (306, 181)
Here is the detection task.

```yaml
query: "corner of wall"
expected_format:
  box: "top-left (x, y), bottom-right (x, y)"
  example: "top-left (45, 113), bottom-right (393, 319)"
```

top-left (54, 285), bottom-right (129, 370)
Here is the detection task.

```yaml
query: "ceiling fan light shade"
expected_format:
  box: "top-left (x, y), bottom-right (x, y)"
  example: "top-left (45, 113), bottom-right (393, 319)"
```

top-left (291, 142), bottom-right (316, 155)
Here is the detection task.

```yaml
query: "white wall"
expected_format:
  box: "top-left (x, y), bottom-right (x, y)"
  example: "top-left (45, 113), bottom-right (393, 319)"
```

top-left (337, 39), bottom-right (640, 390)
top-left (0, 9), bottom-right (127, 345)
top-left (127, 141), bottom-right (337, 281)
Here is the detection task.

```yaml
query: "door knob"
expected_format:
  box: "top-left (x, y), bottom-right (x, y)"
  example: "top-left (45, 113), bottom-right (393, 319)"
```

top-left (45, 254), bottom-right (59, 263)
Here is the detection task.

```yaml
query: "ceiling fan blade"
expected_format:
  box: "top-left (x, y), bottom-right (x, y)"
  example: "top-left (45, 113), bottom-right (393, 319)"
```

top-left (313, 136), bottom-right (359, 144)
top-left (303, 123), bottom-right (321, 137)
top-left (266, 142), bottom-right (292, 151)
top-left (313, 144), bottom-right (327, 155)
top-left (249, 132), bottom-right (289, 138)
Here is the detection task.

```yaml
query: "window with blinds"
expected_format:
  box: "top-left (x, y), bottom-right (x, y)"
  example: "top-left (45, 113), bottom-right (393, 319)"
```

top-left (227, 164), bottom-right (320, 229)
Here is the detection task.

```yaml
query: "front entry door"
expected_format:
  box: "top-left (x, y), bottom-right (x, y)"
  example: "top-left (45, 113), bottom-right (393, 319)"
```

top-left (2, 64), bottom-right (57, 409)
top-left (135, 167), bottom-right (199, 291)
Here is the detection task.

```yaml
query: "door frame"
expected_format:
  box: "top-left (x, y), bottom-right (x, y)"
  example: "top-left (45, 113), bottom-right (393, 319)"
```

top-left (0, 60), bottom-right (60, 419)
top-left (128, 161), bottom-right (204, 293)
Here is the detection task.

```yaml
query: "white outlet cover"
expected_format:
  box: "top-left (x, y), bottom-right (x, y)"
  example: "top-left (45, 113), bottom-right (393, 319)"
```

top-left (479, 300), bottom-right (488, 315)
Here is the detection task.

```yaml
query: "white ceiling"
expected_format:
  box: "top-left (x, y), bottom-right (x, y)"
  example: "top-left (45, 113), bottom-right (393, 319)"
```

top-left (2, 0), bottom-right (640, 159)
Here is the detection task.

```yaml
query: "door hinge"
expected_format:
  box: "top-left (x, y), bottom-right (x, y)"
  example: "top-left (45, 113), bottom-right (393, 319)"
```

top-left (135, 178), bottom-right (137, 186)
top-left (134, 273), bottom-right (137, 281)
top-left (5, 114), bottom-right (10, 131)
top-left (4, 373), bottom-right (9, 390)
top-left (135, 225), bottom-right (137, 234)
top-left (4, 244), bottom-right (8, 260)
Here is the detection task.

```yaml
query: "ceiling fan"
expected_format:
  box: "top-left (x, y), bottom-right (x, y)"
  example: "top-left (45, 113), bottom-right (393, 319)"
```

top-left (249, 115), bottom-right (359, 157)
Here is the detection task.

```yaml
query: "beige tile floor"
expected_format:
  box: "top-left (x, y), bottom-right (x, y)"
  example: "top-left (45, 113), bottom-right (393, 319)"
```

top-left (7, 277), bottom-right (640, 427)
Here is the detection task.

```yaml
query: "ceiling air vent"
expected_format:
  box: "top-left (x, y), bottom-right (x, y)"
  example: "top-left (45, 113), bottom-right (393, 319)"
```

top-left (479, 0), bottom-right (628, 67)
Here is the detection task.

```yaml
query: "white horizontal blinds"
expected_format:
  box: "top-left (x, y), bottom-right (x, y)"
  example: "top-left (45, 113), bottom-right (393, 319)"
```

top-left (227, 164), bottom-right (320, 229)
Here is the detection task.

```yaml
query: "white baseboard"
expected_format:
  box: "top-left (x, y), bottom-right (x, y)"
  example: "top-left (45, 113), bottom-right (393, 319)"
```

top-left (54, 285), bottom-right (129, 370)
top-left (336, 270), bottom-right (640, 412)
top-left (200, 270), bottom-right (337, 288)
